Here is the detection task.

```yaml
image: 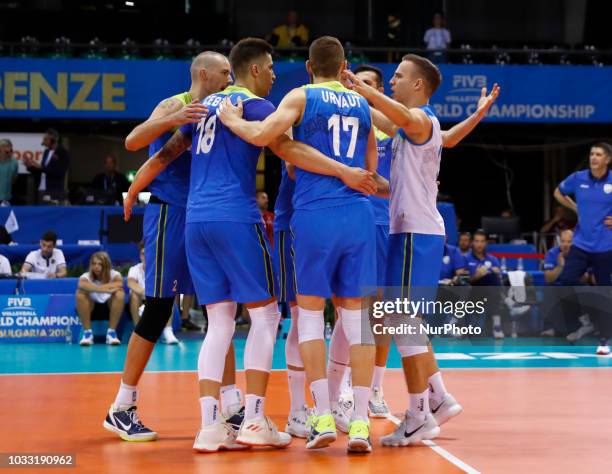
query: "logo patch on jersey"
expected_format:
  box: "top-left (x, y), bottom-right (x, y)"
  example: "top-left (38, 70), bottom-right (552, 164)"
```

top-left (442, 255), bottom-right (450, 265)
top-left (580, 184), bottom-right (589, 189)
top-left (604, 184), bottom-right (612, 194)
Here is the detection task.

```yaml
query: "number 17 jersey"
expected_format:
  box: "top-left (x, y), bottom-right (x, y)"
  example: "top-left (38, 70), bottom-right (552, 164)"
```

top-left (292, 81), bottom-right (372, 210)
top-left (179, 85), bottom-right (276, 224)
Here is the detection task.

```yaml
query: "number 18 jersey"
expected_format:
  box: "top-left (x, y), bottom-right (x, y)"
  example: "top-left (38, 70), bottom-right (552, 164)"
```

top-left (179, 85), bottom-right (276, 224)
top-left (292, 81), bottom-right (372, 211)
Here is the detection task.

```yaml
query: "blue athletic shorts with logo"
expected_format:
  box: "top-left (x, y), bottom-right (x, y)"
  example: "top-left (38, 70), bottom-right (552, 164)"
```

top-left (291, 201), bottom-right (376, 298)
top-left (185, 221), bottom-right (275, 305)
top-left (143, 201), bottom-right (194, 298)
top-left (274, 229), bottom-right (297, 303)
top-left (376, 224), bottom-right (389, 288)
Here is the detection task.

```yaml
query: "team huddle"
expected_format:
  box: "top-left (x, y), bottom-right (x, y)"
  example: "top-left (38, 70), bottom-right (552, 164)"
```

top-left (102, 36), bottom-right (499, 454)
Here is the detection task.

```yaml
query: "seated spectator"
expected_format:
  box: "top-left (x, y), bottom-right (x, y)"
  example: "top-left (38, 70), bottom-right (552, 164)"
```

top-left (269, 10), bottom-right (309, 48)
top-left (466, 230), bottom-right (505, 338)
top-left (127, 242), bottom-right (178, 344)
top-left (257, 190), bottom-right (274, 245)
top-left (92, 154), bottom-right (130, 204)
top-left (23, 129), bottom-right (70, 198)
top-left (20, 230), bottom-right (67, 278)
top-left (0, 139), bottom-right (18, 205)
top-left (457, 231), bottom-right (472, 256)
top-left (76, 251), bottom-right (125, 346)
top-left (540, 205), bottom-right (575, 235)
top-left (439, 240), bottom-right (467, 285)
top-left (0, 252), bottom-right (12, 275)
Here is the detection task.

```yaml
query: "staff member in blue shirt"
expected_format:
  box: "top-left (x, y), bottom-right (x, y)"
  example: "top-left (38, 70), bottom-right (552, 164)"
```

top-left (554, 142), bottom-right (612, 355)
top-left (440, 241), bottom-right (467, 285)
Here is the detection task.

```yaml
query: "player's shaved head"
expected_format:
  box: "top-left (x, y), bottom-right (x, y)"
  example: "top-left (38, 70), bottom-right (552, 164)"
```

top-left (401, 54), bottom-right (441, 96)
top-left (229, 38), bottom-right (273, 78)
top-left (309, 36), bottom-right (345, 78)
top-left (190, 51), bottom-right (227, 79)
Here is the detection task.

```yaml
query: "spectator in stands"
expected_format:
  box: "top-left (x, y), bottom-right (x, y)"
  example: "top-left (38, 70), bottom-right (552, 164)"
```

top-left (540, 205), bottom-right (574, 235)
top-left (500, 209), bottom-right (514, 219)
top-left (76, 251), bottom-right (125, 346)
top-left (554, 142), bottom-right (612, 355)
top-left (466, 230), bottom-right (505, 338)
top-left (424, 13), bottom-right (451, 63)
top-left (127, 242), bottom-right (179, 343)
top-left (23, 129), bottom-right (70, 198)
top-left (257, 190), bottom-right (274, 245)
top-left (0, 252), bottom-right (12, 275)
top-left (439, 239), bottom-right (467, 285)
top-left (269, 10), bottom-right (309, 48)
top-left (20, 230), bottom-right (67, 278)
top-left (0, 139), bottom-right (18, 204)
top-left (92, 154), bottom-right (130, 204)
top-left (458, 231), bottom-right (472, 256)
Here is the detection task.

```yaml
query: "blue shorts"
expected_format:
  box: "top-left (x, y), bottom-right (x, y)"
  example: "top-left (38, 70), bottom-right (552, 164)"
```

top-left (291, 201), bottom-right (376, 298)
top-left (143, 202), bottom-right (194, 298)
top-left (185, 221), bottom-right (275, 305)
top-left (385, 232), bottom-right (445, 301)
top-left (375, 224), bottom-right (389, 288)
top-left (274, 229), bottom-right (297, 303)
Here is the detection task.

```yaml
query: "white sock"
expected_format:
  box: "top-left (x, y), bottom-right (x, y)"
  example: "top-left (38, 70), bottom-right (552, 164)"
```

top-left (310, 378), bottom-right (331, 415)
top-left (114, 380), bottom-right (138, 409)
top-left (340, 367), bottom-right (352, 395)
top-left (199, 396), bottom-right (220, 426)
top-left (353, 385), bottom-right (370, 420)
top-left (371, 365), bottom-right (385, 390)
top-left (162, 326), bottom-right (174, 337)
top-left (287, 369), bottom-right (306, 413)
top-left (408, 389), bottom-right (430, 421)
top-left (220, 384), bottom-right (242, 417)
top-left (245, 394), bottom-right (265, 420)
top-left (492, 315), bottom-right (502, 327)
top-left (327, 360), bottom-right (347, 403)
top-left (428, 372), bottom-right (447, 403)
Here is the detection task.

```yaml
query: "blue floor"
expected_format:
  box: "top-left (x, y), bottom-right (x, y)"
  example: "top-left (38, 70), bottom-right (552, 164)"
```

top-left (2, 336), bottom-right (611, 375)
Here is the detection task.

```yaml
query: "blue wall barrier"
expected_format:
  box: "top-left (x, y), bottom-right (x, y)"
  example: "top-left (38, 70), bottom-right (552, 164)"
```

top-left (1, 58), bottom-right (610, 122)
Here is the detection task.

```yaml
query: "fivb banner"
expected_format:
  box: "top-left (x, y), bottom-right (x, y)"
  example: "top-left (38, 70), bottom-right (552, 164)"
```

top-left (0, 294), bottom-right (80, 342)
top-left (1, 58), bottom-right (611, 122)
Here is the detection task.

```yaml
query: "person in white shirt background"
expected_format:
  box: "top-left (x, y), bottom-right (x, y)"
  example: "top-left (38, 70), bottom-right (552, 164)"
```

top-left (127, 242), bottom-right (179, 344)
top-left (76, 251), bottom-right (125, 346)
top-left (0, 252), bottom-right (12, 275)
top-left (424, 13), bottom-right (451, 63)
top-left (20, 230), bottom-right (67, 278)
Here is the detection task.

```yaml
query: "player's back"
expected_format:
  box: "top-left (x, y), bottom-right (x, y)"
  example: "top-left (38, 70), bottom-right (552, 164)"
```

top-left (181, 85), bottom-right (276, 224)
top-left (292, 81), bottom-right (372, 210)
top-left (148, 92), bottom-right (192, 207)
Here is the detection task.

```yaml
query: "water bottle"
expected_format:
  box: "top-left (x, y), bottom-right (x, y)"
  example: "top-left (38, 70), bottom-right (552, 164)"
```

top-left (324, 322), bottom-right (332, 340)
top-left (517, 257), bottom-right (524, 271)
top-left (500, 257), bottom-right (507, 272)
top-left (65, 324), bottom-right (72, 344)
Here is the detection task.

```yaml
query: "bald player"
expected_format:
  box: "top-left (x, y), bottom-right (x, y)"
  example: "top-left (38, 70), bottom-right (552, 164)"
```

top-left (103, 52), bottom-right (245, 442)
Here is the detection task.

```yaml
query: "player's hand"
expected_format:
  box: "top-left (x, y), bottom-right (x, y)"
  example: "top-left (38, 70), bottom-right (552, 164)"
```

top-left (339, 166), bottom-right (377, 195)
top-left (169, 99), bottom-right (208, 126)
top-left (476, 266), bottom-right (488, 277)
top-left (475, 83), bottom-right (500, 118)
top-left (124, 190), bottom-right (137, 222)
top-left (217, 96), bottom-right (244, 128)
top-left (604, 215), bottom-right (612, 229)
top-left (341, 70), bottom-right (376, 99)
top-left (557, 253), bottom-right (565, 267)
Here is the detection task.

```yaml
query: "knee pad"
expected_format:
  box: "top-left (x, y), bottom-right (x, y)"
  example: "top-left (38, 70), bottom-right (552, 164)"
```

top-left (285, 305), bottom-right (303, 368)
top-left (134, 297), bottom-right (175, 343)
top-left (297, 307), bottom-right (325, 344)
top-left (328, 318), bottom-right (350, 365)
top-left (245, 302), bottom-right (281, 372)
top-left (198, 301), bottom-right (237, 383)
top-left (341, 308), bottom-right (374, 346)
top-left (397, 345), bottom-right (429, 358)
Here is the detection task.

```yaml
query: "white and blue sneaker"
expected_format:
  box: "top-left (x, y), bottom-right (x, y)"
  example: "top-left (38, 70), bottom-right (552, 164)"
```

top-left (106, 329), bottom-right (121, 345)
top-left (79, 329), bottom-right (94, 346)
top-left (224, 406), bottom-right (245, 432)
top-left (103, 405), bottom-right (157, 441)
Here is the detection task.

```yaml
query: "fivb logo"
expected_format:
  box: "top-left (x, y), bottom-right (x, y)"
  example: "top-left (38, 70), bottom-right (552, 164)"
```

top-left (451, 74), bottom-right (487, 91)
top-left (7, 297), bottom-right (32, 308)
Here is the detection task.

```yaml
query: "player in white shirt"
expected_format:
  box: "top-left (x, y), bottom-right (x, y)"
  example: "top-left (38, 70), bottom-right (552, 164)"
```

top-left (127, 243), bottom-right (178, 344)
top-left (76, 251), bottom-right (125, 346)
top-left (20, 231), bottom-right (67, 278)
top-left (0, 253), bottom-right (12, 275)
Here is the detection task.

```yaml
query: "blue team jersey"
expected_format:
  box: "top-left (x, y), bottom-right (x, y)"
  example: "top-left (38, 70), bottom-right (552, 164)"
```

top-left (368, 127), bottom-right (392, 225)
top-left (440, 244), bottom-right (466, 280)
top-left (179, 85), bottom-right (276, 224)
top-left (559, 169), bottom-right (612, 253)
top-left (292, 81), bottom-right (372, 210)
top-left (274, 163), bottom-right (295, 232)
top-left (148, 92), bottom-right (192, 207)
top-left (543, 246), bottom-right (561, 271)
top-left (465, 252), bottom-right (501, 286)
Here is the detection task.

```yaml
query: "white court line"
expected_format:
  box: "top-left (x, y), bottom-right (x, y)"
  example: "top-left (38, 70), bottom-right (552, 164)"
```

top-left (387, 413), bottom-right (480, 474)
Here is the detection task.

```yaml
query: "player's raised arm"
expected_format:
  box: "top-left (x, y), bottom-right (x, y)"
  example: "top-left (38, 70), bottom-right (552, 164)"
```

top-left (218, 88), bottom-right (305, 147)
top-left (125, 98), bottom-right (207, 151)
top-left (124, 130), bottom-right (192, 220)
top-left (442, 84), bottom-right (500, 148)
